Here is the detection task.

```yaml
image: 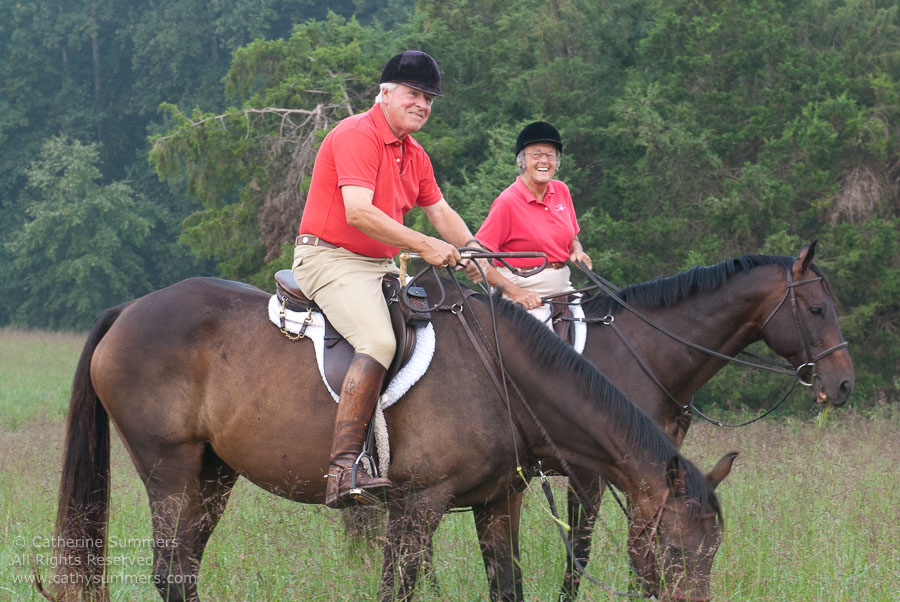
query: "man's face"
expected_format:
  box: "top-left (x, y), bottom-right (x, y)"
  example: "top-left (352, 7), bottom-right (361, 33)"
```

top-left (380, 84), bottom-right (434, 138)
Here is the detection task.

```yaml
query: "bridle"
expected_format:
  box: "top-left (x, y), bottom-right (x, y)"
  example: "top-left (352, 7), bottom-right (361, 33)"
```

top-left (628, 488), bottom-right (670, 559)
top-left (758, 268), bottom-right (849, 387)
top-left (560, 262), bottom-right (849, 426)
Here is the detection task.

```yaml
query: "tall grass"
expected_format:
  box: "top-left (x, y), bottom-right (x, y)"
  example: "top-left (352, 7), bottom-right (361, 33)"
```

top-left (1, 329), bottom-right (898, 600)
top-left (0, 329), bottom-right (84, 428)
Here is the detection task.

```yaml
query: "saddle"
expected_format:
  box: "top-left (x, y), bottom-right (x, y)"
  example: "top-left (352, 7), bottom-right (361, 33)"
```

top-left (273, 269), bottom-right (425, 394)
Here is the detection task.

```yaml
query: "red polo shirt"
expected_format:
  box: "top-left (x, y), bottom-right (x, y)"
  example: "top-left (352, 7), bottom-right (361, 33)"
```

top-left (475, 177), bottom-right (579, 268)
top-left (299, 104), bottom-right (443, 258)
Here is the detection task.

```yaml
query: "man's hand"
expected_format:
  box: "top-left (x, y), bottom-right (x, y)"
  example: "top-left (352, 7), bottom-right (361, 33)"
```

top-left (418, 236), bottom-right (460, 267)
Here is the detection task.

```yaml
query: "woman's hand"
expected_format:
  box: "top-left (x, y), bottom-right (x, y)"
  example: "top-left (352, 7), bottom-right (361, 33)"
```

top-left (569, 249), bottom-right (592, 270)
top-left (507, 285), bottom-right (543, 310)
top-left (463, 258), bottom-right (490, 283)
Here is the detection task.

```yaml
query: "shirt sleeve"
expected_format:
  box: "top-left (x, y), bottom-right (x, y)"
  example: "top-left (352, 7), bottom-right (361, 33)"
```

top-left (560, 182), bottom-right (580, 236)
top-left (475, 195), bottom-right (511, 252)
top-left (415, 151), bottom-right (443, 207)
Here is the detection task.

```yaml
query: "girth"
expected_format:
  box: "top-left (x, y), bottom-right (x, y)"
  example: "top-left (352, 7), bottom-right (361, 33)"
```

top-left (273, 269), bottom-right (418, 393)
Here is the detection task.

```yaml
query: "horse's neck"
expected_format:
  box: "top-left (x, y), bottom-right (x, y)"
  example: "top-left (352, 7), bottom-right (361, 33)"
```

top-left (503, 344), bottom-right (673, 501)
top-left (608, 267), bottom-right (779, 396)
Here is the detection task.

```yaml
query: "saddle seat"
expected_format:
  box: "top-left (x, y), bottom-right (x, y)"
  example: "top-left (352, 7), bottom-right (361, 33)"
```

top-left (273, 269), bottom-right (418, 394)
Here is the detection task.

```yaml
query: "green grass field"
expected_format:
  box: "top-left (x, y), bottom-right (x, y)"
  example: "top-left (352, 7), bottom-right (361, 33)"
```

top-left (1, 328), bottom-right (898, 600)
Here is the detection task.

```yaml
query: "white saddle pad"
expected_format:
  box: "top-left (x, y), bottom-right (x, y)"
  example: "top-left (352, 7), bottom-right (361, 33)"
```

top-left (571, 303), bottom-right (587, 354)
top-left (267, 295), bottom-right (435, 408)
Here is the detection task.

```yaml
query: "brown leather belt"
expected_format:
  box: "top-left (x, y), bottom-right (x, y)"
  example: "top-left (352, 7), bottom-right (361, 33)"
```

top-left (296, 234), bottom-right (339, 249)
top-left (499, 261), bottom-right (567, 270)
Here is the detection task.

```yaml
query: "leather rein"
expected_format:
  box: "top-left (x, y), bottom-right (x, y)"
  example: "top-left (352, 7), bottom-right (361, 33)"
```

top-left (402, 254), bottom-right (657, 598)
top-left (551, 261), bottom-right (848, 427)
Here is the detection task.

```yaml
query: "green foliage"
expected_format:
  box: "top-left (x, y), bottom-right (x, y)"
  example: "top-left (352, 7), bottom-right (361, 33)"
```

top-left (149, 14), bottom-right (388, 286)
top-left (1, 0), bottom-right (897, 406)
top-left (2, 136), bottom-right (159, 329)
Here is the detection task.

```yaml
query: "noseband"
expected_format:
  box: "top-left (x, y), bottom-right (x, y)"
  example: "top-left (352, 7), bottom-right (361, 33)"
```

top-left (759, 268), bottom-right (849, 386)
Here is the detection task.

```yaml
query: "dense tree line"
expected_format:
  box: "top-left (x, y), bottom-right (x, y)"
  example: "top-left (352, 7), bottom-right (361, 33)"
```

top-left (1, 0), bottom-right (897, 408)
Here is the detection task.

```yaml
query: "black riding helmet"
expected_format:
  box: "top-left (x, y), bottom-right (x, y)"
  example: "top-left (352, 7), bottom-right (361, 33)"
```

top-left (380, 50), bottom-right (443, 97)
top-left (515, 121), bottom-right (563, 155)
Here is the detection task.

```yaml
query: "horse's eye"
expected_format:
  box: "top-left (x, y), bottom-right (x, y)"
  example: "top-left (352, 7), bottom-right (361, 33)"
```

top-left (810, 306), bottom-right (824, 316)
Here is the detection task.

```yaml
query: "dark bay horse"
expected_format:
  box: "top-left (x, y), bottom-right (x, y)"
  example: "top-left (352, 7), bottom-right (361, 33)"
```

top-left (51, 274), bottom-right (736, 601)
top-left (507, 242), bottom-right (853, 599)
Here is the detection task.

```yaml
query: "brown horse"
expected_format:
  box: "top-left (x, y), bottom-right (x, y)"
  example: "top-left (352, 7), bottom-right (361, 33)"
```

top-left (482, 242), bottom-right (853, 599)
top-left (50, 272), bottom-right (736, 601)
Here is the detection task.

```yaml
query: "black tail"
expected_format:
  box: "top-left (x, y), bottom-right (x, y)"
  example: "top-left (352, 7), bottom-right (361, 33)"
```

top-left (52, 305), bottom-right (126, 601)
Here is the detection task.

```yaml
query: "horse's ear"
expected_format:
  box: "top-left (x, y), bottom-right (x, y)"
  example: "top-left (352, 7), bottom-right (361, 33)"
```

top-left (665, 455), bottom-right (689, 498)
top-left (794, 240), bottom-right (817, 275)
top-left (706, 451), bottom-right (738, 490)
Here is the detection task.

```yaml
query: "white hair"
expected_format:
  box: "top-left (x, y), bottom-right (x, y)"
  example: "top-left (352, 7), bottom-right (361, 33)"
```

top-left (516, 148), bottom-right (561, 173)
top-left (375, 82), bottom-right (399, 104)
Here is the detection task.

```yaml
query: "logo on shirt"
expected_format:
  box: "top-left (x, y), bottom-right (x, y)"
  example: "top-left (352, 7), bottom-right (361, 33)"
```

top-left (555, 203), bottom-right (567, 212)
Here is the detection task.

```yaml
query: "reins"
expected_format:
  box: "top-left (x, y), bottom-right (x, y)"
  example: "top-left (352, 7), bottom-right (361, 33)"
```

top-left (403, 252), bottom-right (601, 514)
top-left (402, 254), bottom-right (659, 598)
top-left (555, 260), bottom-right (848, 426)
top-left (533, 461), bottom-right (648, 599)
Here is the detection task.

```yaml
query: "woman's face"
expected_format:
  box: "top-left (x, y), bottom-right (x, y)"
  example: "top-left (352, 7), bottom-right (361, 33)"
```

top-left (521, 143), bottom-right (558, 188)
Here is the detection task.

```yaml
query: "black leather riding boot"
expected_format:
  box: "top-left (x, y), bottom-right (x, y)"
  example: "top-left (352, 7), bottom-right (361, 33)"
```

top-left (324, 353), bottom-right (391, 508)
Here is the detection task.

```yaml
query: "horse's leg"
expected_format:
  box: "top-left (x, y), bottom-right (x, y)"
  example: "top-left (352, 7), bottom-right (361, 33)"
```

top-left (192, 447), bottom-right (239, 563)
top-left (472, 494), bottom-right (524, 602)
top-left (379, 492), bottom-right (446, 601)
top-left (422, 536), bottom-right (441, 597)
top-left (561, 477), bottom-right (603, 601)
top-left (673, 409), bottom-right (693, 447)
top-left (142, 443), bottom-right (237, 601)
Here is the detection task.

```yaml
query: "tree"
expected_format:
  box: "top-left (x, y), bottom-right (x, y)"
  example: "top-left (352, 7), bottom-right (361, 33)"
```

top-left (2, 136), bottom-right (160, 329)
top-left (150, 13), bottom-right (388, 287)
top-left (138, 0), bottom-right (898, 406)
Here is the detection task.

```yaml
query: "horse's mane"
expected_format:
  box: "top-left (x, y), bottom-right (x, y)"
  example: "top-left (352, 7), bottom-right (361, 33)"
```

top-left (490, 293), bottom-right (716, 513)
top-left (582, 254), bottom-right (817, 317)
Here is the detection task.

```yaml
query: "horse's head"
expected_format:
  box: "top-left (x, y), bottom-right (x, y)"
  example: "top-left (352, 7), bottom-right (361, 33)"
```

top-left (759, 241), bottom-right (854, 406)
top-left (628, 452), bottom-right (737, 601)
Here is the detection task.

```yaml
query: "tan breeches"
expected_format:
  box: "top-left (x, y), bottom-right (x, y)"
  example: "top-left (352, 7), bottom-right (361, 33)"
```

top-left (292, 245), bottom-right (399, 369)
top-left (495, 265), bottom-right (573, 326)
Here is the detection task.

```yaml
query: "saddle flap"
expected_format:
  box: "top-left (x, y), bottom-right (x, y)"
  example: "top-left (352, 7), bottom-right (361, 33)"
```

top-left (551, 296), bottom-right (575, 346)
top-left (401, 286), bottom-right (432, 326)
top-left (308, 273), bottom-right (419, 395)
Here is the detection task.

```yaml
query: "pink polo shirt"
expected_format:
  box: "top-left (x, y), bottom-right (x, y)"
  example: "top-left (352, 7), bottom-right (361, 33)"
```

top-left (299, 104), bottom-right (443, 258)
top-left (475, 177), bottom-right (579, 268)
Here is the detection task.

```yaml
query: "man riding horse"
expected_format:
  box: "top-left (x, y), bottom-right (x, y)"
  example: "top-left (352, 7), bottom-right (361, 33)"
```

top-left (292, 50), bottom-right (477, 508)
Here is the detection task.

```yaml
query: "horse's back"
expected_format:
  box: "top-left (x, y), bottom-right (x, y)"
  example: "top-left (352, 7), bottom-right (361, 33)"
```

top-left (86, 274), bottom-right (525, 505)
top-left (88, 277), bottom-right (337, 497)
top-left (92, 277), bottom-right (272, 389)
